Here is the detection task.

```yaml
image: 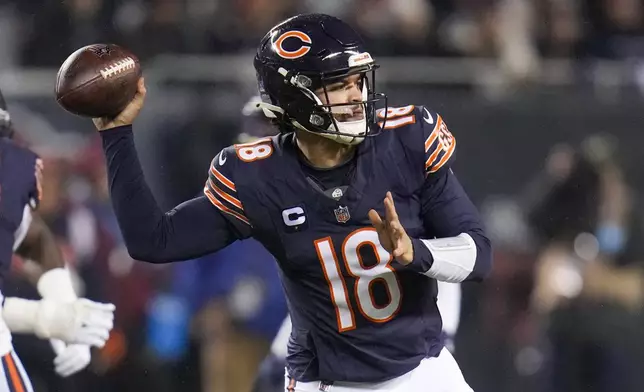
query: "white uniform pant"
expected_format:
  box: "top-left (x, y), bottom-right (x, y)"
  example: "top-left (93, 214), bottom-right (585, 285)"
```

top-left (0, 292), bottom-right (33, 392)
top-left (0, 351), bottom-right (33, 392)
top-left (285, 347), bottom-right (473, 392)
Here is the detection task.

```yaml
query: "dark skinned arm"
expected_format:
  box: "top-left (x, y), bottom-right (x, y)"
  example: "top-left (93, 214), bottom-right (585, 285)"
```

top-left (14, 212), bottom-right (64, 272)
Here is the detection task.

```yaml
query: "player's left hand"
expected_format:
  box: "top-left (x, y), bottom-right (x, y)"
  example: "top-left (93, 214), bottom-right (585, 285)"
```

top-left (368, 192), bottom-right (414, 265)
top-left (50, 340), bottom-right (91, 377)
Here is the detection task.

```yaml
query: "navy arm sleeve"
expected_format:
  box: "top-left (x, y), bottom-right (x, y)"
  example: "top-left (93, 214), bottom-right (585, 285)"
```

top-left (100, 125), bottom-right (240, 263)
top-left (407, 169), bottom-right (492, 281)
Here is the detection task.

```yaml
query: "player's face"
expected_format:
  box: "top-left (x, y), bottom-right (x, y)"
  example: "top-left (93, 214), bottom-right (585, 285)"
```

top-left (315, 74), bottom-right (365, 122)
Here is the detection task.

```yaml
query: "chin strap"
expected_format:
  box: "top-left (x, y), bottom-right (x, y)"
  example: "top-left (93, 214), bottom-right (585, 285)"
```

top-left (257, 97), bottom-right (366, 146)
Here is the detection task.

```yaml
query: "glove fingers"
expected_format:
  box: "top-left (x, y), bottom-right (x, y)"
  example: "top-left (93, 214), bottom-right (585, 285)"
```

top-left (83, 312), bottom-right (114, 330)
top-left (50, 340), bottom-right (66, 355)
top-left (53, 350), bottom-right (73, 368)
top-left (55, 361), bottom-right (81, 378)
top-left (78, 299), bottom-right (115, 312)
top-left (54, 348), bottom-right (89, 377)
top-left (58, 365), bottom-right (82, 378)
top-left (73, 334), bottom-right (105, 348)
top-left (76, 328), bottom-right (110, 348)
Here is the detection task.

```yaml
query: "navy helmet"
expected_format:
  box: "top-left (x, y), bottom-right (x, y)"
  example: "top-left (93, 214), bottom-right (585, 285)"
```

top-left (253, 14), bottom-right (387, 145)
top-left (0, 88), bottom-right (13, 138)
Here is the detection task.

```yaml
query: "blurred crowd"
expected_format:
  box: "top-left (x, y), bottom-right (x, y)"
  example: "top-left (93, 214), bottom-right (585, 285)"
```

top-left (1, 1), bottom-right (644, 392)
top-left (0, 0), bottom-right (643, 68)
top-left (467, 134), bottom-right (644, 392)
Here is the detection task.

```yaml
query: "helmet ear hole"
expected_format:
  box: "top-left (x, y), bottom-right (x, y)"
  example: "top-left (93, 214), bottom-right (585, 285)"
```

top-left (310, 115), bottom-right (325, 127)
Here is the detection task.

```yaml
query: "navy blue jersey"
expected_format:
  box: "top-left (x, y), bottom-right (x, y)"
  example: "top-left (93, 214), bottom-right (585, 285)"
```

top-left (203, 105), bottom-right (480, 382)
top-left (101, 105), bottom-right (491, 384)
top-left (0, 138), bottom-right (40, 287)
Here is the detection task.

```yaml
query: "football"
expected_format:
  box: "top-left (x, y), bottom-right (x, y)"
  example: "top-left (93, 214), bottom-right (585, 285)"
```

top-left (55, 43), bottom-right (141, 118)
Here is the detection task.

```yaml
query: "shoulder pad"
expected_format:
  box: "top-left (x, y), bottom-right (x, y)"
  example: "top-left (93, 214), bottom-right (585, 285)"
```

top-left (376, 105), bottom-right (456, 175)
top-left (203, 137), bottom-right (276, 229)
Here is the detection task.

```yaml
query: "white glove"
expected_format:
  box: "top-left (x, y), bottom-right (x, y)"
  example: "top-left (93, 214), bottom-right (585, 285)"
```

top-left (50, 340), bottom-right (91, 377)
top-left (42, 298), bottom-right (115, 348)
top-left (33, 268), bottom-right (101, 377)
top-left (3, 297), bottom-right (115, 348)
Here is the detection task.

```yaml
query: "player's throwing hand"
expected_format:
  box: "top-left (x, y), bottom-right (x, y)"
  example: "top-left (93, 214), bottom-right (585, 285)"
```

top-left (368, 192), bottom-right (414, 265)
top-left (93, 77), bottom-right (147, 131)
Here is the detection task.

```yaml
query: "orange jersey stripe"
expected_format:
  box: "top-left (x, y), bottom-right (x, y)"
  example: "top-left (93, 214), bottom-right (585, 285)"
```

top-left (204, 187), bottom-right (251, 226)
top-left (424, 143), bottom-right (443, 170)
top-left (208, 179), bottom-right (244, 210)
top-left (209, 166), bottom-right (236, 192)
top-left (428, 138), bottom-right (456, 173)
top-left (4, 354), bottom-right (25, 392)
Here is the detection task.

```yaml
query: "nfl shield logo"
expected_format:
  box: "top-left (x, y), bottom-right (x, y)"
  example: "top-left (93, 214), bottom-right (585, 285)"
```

top-left (334, 206), bottom-right (350, 223)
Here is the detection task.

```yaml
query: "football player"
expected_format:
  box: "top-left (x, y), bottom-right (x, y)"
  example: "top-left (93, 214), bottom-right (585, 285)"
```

top-left (0, 90), bottom-right (115, 390)
top-left (93, 13), bottom-right (492, 391)
top-left (246, 85), bottom-right (464, 391)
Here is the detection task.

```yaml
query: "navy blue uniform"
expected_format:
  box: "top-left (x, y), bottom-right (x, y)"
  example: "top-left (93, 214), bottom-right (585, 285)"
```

top-left (100, 105), bottom-right (492, 383)
top-left (0, 138), bottom-right (40, 288)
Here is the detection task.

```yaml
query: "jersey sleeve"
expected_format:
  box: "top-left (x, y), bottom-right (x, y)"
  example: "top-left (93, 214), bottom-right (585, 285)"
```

top-left (203, 147), bottom-right (253, 239)
top-left (407, 168), bottom-right (493, 282)
top-left (419, 107), bottom-right (456, 175)
top-left (100, 125), bottom-right (241, 263)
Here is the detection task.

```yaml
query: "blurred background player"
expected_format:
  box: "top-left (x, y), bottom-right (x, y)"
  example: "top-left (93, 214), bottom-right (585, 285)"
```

top-left (164, 95), bottom-right (287, 392)
top-left (0, 88), bottom-right (115, 391)
top-left (526, 135), bottom-right (644, 392)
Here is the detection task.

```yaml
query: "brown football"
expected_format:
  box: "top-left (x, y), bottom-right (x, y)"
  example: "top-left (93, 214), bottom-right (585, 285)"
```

top-left (55, 43), bottom-right (141, 118)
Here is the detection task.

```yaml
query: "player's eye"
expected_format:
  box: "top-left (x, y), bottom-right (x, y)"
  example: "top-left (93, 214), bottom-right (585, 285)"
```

top-left (326, 83), bottom-right (344, 92)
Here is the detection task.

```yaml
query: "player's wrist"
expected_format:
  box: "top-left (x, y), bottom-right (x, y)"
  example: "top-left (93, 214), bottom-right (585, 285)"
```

top-left (97, 124), bottom-right (133, 133)
top-left (2, 297), bottom-right (40, 335)
top-left (405, 238), bottom-right (434, 273)
top-left (37, 267), bottom-right (78, 303)
top-left (4, 297), bottom-right (70, 340)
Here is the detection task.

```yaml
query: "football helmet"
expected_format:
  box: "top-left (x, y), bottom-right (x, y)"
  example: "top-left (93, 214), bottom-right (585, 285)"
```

top-left (253, 14), bottom-right (387, 145)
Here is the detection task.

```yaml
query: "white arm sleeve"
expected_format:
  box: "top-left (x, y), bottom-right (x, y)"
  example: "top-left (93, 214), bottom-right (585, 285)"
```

top-left (421, 233), bottom-right (477, 283)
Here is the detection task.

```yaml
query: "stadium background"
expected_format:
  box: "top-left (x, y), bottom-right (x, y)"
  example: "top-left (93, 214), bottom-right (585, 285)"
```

top-left (1, 0), bottom-right (644, 391)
